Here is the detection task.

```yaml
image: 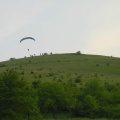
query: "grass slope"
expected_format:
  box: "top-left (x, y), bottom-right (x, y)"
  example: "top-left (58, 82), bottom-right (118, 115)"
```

top-left (0, 53), bottom-right (120, 84)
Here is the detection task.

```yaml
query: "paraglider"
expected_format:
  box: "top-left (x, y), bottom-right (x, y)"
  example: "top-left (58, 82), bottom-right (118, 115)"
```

top-left (20, 37), bottom-right (35, 52)
top-left (20, 37), bottom-right (35, 43)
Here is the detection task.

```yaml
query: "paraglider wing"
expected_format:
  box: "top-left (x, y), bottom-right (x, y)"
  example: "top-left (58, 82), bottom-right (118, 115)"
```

top-left (20, 37), bottom-right (35, 43)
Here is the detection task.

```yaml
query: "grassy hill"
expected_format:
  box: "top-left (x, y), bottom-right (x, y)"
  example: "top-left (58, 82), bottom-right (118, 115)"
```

top-left (0, 53), bottom-right (120, 119)
top-left (0, 53), bottom-right (120, 84)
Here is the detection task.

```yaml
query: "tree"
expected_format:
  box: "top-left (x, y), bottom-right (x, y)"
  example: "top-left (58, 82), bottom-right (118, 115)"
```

top-left (76, 51), bottom-right (81, 55)
top-left (38, 82), bottom-right (77, 119)
top-left (9, 58), bottom-right (16, 61)
top-left (0, 70), bottom-right (41, 120)
top-left (73, 79), bottom-right (105, 118)
top-left (83, 79), bottom-right (105, 99)
top-left (83, 95), bottom-right (99, 118)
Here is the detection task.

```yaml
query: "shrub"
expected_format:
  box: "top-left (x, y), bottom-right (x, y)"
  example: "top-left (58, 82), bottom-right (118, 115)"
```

top-left (107, 63), bottom-right (110, 66)
top-left (96, 64), bottom-right (99, 66)
top-left (76, 51), bottom-right (81, 55)
top-left (38, 82), bottom-right (77, 119)
top-left (9, 58), bottom-right (16, 61)
top-left (31, 71), bottom-right (34, 74)
top-left (21, 71), bottom-right (24, 75)
top-left (32, 80), bottom-right (41, 89)
top-left (75, 76), bottom-right (82, 83)
top-left (73, 79), bottom-right (120, 118)
top-left (0, 70), bottom-right (41, 119)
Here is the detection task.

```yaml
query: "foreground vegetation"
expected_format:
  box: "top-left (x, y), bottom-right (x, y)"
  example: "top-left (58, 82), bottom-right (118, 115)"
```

top-left (0, 70), bottom-right (120, 119)
top-left (0, 54), bottom-right (120, 119)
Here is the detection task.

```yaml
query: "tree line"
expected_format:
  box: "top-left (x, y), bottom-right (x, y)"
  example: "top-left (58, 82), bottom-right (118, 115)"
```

top-left (0, 70), bottom-right (120, 119)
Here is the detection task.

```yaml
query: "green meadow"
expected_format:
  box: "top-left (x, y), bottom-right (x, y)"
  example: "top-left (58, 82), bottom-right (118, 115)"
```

top-left (0, 53), bottom-right (120, 83)
top-left (0, 53), bottom-right (120, 119)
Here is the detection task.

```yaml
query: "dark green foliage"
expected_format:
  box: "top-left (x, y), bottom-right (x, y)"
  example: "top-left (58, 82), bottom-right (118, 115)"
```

top-left (96, 64), bottom-right (99, 66)
top-left (75, 76), bottom-right (82, 83)
top-left (0, 70), bottom-right (119, 119)
top-left (32, 80), bottom-right (41, 89)
top-left (95, 74), bottom-right (98, 77)
top-left (47, 72), bottom-right (54, 77)
top-left (21, 71), bottom-right (24, 75)
top-left (9, 58), bottom-right (16, 61)
top-left (107, 63), bottom-right (110, 66)
top-left (38, 81), bottom-right (77, 119)
top-left (31, 71), bottom-right (34, 74)
top-left (83, 79), bottom-right (105, 99)
top-left (44, 53), bottom-right (48, 55)
top-left (38, 74), bottom-right (42, 78)
top-left (73, 79), bottom-right (120, 119)
top-left (76, 51), bottom-right (81, 55)
top-left (0, 54), bottom-right (120, 119)
top-left (28, 60), bottom-right (31, 63)
top-left (0, 70), bottom-right (41, 120)
top-left (82, 95), bottom-right (99, 118)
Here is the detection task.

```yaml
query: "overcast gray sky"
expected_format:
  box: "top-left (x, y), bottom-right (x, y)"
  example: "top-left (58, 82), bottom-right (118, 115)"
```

top-left (0, 0), bottom-right (120, 61)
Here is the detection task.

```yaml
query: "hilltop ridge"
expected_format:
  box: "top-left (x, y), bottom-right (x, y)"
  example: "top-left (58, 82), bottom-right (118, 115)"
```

top-left (0, 53), bottom-right (120, 83)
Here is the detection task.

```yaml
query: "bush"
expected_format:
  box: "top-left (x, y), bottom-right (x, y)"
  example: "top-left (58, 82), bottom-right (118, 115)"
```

top-left (75, 76), bottom-right (82, 83)
top-left (0, 70), bottom-right (41, 119)
top-left (73, 79), bottom-right (120, 119)
top-left (32, 80), bottom-right (41, 89)
top-left (9, 58), bottom-right (16, 61)
top-left (38, 82), bottom-right (77, 119)
top-left (76, 51), bottom-right (81, 55)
